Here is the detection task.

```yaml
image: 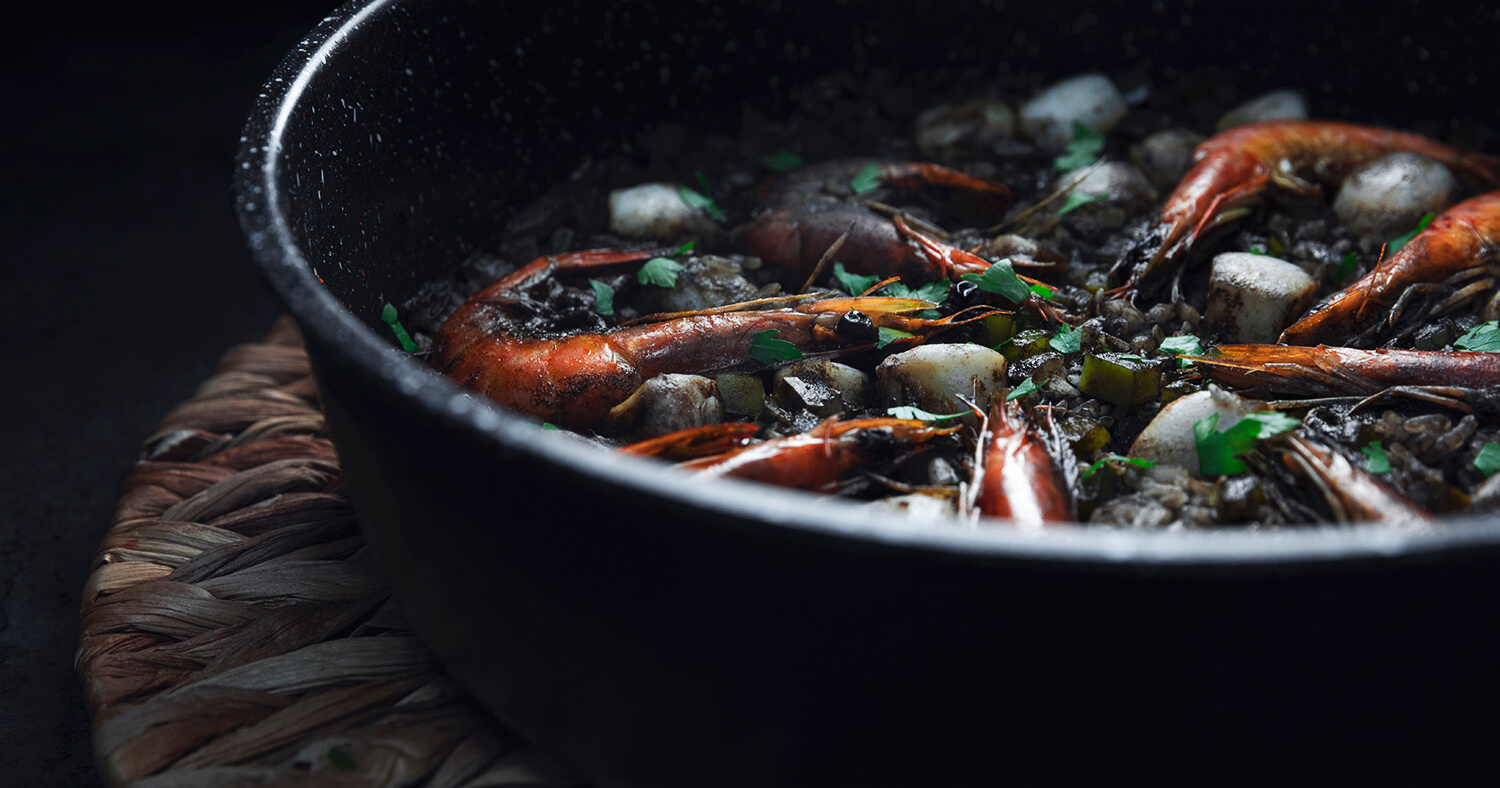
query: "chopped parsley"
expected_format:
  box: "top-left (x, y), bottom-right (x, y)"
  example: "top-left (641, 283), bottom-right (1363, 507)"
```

top-left (887, 405), bottom-right (966, 422)
top-left (1049, 323), bottom-right (1083, 355)
top-left (1053, 122), bottom-right (1104, 171)
top-left (638, 256), bottom-right (686, 288)
top-left (328, 747), bottom-right (356, 771)
top-left (1082, 454), bottom-right (1157, 479)
top-left (761, 150), bottom-right (804, 172)
top-left (1158, 334), bottom-right (1205, 368)
top-left (1057, 191), bottom-right (1108, 216)
top-left (1006, 377), bottom-right (1043, 401)
top-left (831, 261), bottom-right (880, 295)
top-left (379, 303), bottom-right (419, 353)
top-left (1332, 252), bottom-right (1358, 285)
top-left (1030, 283), bottom-right (1054, 299)
top-left (1194, 411), bottom-right (1301, 476)
top-left (1455, 321), bottom-right (1500, 352)
top-left (1362, 441), bottom-right (1391, 474)
top-left (541, 422), bottom-right (561, 430)
top-left (748, 329), bottom-right (804, 365)
top-left (882, 279), bottom-right (949, 304)
top-left (1387, 212), bottom-right (1434, 253)
top-left (676, 183), bottom-right (724, 220)
top-left (1476, 443), bottom-right (1500, 477)
top-left (960, 259), bottom-right (1032, 304)
top-left (876, 326), bottom-right (914, 349)
top-left (850, 161), bottom-right (883, 195)
top-left (589, 280), bottom-right (615, 317)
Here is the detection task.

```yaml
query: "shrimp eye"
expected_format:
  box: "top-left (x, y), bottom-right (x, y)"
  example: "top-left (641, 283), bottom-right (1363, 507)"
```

top-left (952, 278), bottom-right (982, 304)
top-left (837, 310), bottom-right (878, 342)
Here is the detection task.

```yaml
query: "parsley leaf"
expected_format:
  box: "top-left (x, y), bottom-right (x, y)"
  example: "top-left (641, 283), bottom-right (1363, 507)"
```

top-left (1194, 411), bottom-right (1300, 476)
top-left (1387, 212), bottom-right (1434, 253)
top-left (850, 161), bottom-right (883, 195)
top-left (1030, 283), bottom-right (1054, 299)
top-left (748, 329), bottom-right (804, 365)
top-left (328, 747), bottom-right (357, 771)
top-left (1455, 321), bottom-right (1500, 352)
top-left (589, 280), bottom-right (614, 317)
top-left (541, 422), bottom-right (561, 430)
top-left (831, 261), bottom-right (880, 295)
top-left (887, 405), bottom-right (967, 422)
top-left (1362, 441), bottom-right (1391, 474)
top-left (379, 303), bottom-right (419, 353)
top-left (883, 279), bottom-right (949, 304)
top-left (676, 184), bottom-right (725, 220)
top-left (876, 326), bottom-right (914, 349)
top-left (1049, 323), bottom-right (1083, 354)
top-left (761, 150), bottom-right (803, 172)
top-left (1007, 377), bottom-right (1043, 401)
top-left (1082, 454), bottom-right (1157, 479)
top-left (1476, 443), bottom-right (1500, 477)
top-left (1058, 191), bottom-right (1109, 216)
top-left (638, 257), bottom-right (685, 288)
top-left (1247, 247), bottom-right (1268, 256)
top-left (1053, 122), bottom-right (1105, 170)
top-left (671, 240), bottom-right (695, 256)
top-left (1332, 252), bottom-right (1358, 285)
top-left (1158, 334), bottom-right (1205, 368)
top-left (960, 259), bottom-right (1032, 304)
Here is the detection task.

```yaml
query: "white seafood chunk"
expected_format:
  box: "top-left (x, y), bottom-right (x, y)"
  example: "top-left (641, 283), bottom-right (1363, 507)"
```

top-left (773, 360), bottom-right (870, 417)
top-left (1130, 387), bottom-right (1256, 474)
top-left (606, 374), bottom-right (722, 439)
top-left (1217, 89), bottom-right (1307, 131)
top-left (1202, 252), bottom-right (1319, 343)
top-left (1057, 161), bottom-right (1158, 210)
top-left (876, 344), bottom-right (1008, 422)
top-left (914, 98), bottom-right (1016, 160)
top-left (607, 182), bottom-right (718, 241)
top-left (1131, 128), bottom-right (1205, 188)
top-left (1019, 73), bottom-right (1127, 151)
top-left (1333, 153), bottom-right (1457, 250)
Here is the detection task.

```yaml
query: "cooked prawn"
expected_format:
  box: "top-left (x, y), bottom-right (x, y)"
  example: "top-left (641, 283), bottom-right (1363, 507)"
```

top-left (1279, 191), bottom-right (1500, 346)
top-left (974, 402), bottom-right (1072, 528)
top-left (437, 249), bottom-right (991, 429)
top-left (1281, 434), bottom-right (1436, 526)
top-left (1116, 120), bottom-right (1500, 294)
top-left (618, 422), bottom-right (761, 461)
top-left (679, 416), bottom-right (960, 493)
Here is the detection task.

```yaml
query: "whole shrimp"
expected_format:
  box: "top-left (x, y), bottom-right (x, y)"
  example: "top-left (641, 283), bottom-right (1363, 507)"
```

top-left (974, 401), bottom-right (1072, 528)
top-left (747, 159), bottom-right (1013, 284)
top-left (678, 416), bottom-right (960, 493)
top-left (438, 249), bottom-right (990, 430)
top-left (1184, 344), bottom-right (1500, 412)
top-left (1281, 434), bottom-right (1435, 527)
top-left (1116, 120), bottom-right (1500, 295)
top-left (1280, 191), bottom-right (1500, 346)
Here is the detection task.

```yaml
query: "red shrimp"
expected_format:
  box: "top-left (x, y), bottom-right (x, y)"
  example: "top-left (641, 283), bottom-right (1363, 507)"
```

top-left (975, 402), bottom-right (1073, 528)
top-left (1281, 435), bottom-right (1436, 526)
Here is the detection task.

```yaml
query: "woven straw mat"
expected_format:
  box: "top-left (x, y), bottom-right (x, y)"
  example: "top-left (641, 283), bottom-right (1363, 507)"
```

top-left (77, 317), bottom-right (586, 787)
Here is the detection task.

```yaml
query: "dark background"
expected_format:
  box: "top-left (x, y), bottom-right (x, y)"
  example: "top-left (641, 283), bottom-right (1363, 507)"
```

top-left (1, 4), bottom-right (329, 783)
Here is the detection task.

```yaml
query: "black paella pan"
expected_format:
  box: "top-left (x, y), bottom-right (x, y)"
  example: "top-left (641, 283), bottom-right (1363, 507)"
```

top-left (235, 1), bottom-right (1500, 784)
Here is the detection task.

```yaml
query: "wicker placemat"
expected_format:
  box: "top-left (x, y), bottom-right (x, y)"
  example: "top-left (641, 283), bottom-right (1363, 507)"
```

top-left (77, 318), bottom-right (584, 788)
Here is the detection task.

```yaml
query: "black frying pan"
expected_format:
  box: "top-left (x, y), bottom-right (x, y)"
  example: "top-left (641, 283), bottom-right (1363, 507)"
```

top-left (235, 1), bottom-right (1500, 784)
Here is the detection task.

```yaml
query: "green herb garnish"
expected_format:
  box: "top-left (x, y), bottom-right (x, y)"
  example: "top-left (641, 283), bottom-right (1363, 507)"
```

top-left (961, 259), bottom-right (1032, 304)
top-left (1082, 454), bottom-right (1157, 479)
top-left (887, 405), bottom-right (967, 422)
top-left (882, 279), bottom-right (949, 304)
top-left (1058, 191), bottom-right (1109, 216)
top-left (1387, 212), bottom-right (1434, 253)
top-left (1007, 377), bottom-right (1043, 401)
top-left (850, 161), bottom-right (883, 195)
top-left (1194, 411), bottom-right (1301, 476)
top-left (761, 150), bottom-right (804, 172)
top-left (328, 747), bottom-right (356, 771)
top-left (1476, 443), bottom-right (1500, 477)
top-left (1362, 441), bottom-right (1391, 474)
top-left (748, 329), bottom-right (804, 365)
top-left (831, 261), bottom-right (880, 295)
top-left (1247, 247), bottom-right (1268, 256)
top-left (541, 422), bottom-right (561, 430)
top-left (1158, 334), bottom-right (1205, 368)
top-left (379, 303), bottom-right (419, 353)
top-left (876, 326), bottom-right (915, 349)
top-left (1455, 321), bottom-right (1500, 352)
top-left (589, 280), bottom-right (615, 317)
top-left (1049, 323), bottom-right (1083, 355)
top-left (1332, 252), bottom-right (1358, 285)
top-left (1053, 122), bottom-right (1104, 170)
top-left (676, 183), bottom-right (725, 220)
top-left (638, 256), bottom-right (686, 288)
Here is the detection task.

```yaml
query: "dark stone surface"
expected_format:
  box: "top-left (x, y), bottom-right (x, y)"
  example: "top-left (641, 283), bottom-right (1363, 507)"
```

top-left (0, 4), bottom-right (326, 782)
